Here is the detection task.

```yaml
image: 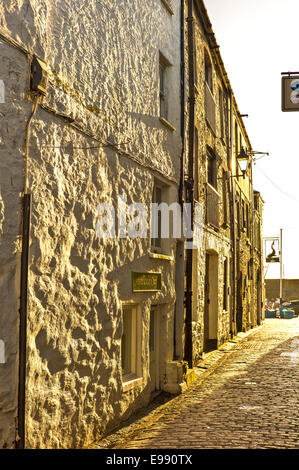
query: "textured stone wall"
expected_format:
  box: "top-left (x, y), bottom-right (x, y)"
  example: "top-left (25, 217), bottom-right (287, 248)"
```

top-left (0, 0), bottom-right (181, 449)
top-left (185, 0), bottom-right (262, 357)
top-left (186, 5), bottom-right (233, 363)
top-left (237, 231), bottom-right (252, 331)
top-left (0, 38), bottom-right (31, 448)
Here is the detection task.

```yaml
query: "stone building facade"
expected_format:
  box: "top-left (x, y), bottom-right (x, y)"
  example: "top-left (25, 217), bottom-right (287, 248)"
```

top-left (179, 0), bottom-right (265, 368)
top-left (0, 0), bottom-right (264, 449)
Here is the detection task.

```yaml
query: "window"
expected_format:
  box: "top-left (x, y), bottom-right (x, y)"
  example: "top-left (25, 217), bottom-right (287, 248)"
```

top-left (222, 169), bottom-right (228, 227)
top-left (160, 0), bottom-right (174, 15)
top-left (204, 51), bottom-right (216, 133)
top-left (255, 218), bottom-right (261, 251)
top-left (235, 121), bottom-right (239, 157)
top-left (241, 199), bottom-right (245, 231)
top-left (219, 87), bottom-right (224, 139)
top-left (159, 61), bottom-right (166, 119)
top-left (248, 260), bottom-right (253, 281)
top-left (121, 306), bottom-right (140, 378)
top-left (236, 198), bottom-right (241, 238)
top-left (151, 181), bottom-right (177, 254)
top-left (151, 183), bottom-right (163, 250)
top-left (206, 150), bottom-right (219, 228)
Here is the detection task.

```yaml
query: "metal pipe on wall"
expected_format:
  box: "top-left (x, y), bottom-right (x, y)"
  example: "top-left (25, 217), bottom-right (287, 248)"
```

top-left (16, 194), bottom-right (31, 449)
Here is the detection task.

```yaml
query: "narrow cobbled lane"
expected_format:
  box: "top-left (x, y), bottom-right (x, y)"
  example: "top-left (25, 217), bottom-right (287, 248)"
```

top-left (100, 319), bottom-right (299, 449)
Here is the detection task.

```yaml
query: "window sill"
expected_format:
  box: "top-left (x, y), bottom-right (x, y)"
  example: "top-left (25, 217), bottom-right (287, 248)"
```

top-left (149, 252), bottom-right (174, 261)
top-left (159, 116), bottom-right (176, 132)
top-left (122, 375), bottom-right (143, 392)
top-left (160, 0), bottom-right (174, 15)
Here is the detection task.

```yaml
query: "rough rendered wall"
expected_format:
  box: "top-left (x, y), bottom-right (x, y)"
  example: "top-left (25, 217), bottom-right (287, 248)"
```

top-left (0, 39), bottom-right (31, 448)
top-left (188, 8), bottom-right (232, 362)
top-left (0, 0), bottom-right (181, 448)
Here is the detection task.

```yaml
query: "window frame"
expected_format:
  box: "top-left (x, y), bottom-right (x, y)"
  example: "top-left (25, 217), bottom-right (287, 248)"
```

top-left (241, 199), bottom-right (246, 232)
top-left (121, 305), bottom-right (142, 383)
top-left (235, 121), bottom-right (239, 158)
top-left (194, 127), bottom-right (199, 200)
top-left (236, 197), bottom-right (241, 239)
top-left (222, 169), bottom-right (228, 227)
top-left (204, 51), bottom-right (213, 94)
top-left (150, 179), bottom-right (172, 255)
top-left (159, 61), bottom-right (166, 119)
top-left (218, 86), bottom-right (224, 140)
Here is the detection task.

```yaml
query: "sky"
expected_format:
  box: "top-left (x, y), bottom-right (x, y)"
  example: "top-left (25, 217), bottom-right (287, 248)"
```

top-left (204, 0), bottom-right (299, 279)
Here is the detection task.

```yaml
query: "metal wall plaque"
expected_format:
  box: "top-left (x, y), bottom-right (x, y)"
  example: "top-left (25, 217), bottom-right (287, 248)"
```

top-left (282, 75), bottom-right (299, 111)
top-left (132, 272), bottom-right (162, 292)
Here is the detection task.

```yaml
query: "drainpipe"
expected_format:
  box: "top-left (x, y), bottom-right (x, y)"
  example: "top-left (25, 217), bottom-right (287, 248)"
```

top-left (184, 0), bottom-right (195, 369)
top-left (17, 94), bottom-right (39, 448)
top-left (249, 159), bottom-right (254, 327)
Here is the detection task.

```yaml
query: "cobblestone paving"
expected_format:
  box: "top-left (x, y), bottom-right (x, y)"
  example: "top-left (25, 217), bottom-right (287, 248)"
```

top-left (97, 319), bottom-right (299, 449)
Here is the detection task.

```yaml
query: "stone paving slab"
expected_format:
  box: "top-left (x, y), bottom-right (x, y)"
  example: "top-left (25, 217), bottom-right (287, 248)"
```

top-left (94, 319), bottom-right (299, 449)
